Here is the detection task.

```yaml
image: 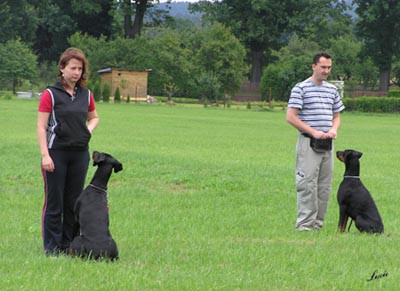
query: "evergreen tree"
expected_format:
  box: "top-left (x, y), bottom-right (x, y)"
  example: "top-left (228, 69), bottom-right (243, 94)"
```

top-left (114, 87), bottom-right (121, 103)
top-left (102, 82), bottom-right (111, 103)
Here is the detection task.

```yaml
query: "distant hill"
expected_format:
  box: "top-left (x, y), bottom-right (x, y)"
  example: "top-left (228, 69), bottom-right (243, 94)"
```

top-left (154, 2), bottom-right (202, 23)
top-left (152, 1), bottom-right (357, 25)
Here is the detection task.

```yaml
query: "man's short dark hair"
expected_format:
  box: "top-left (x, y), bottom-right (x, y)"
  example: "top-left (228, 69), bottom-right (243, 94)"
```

top-left (313, 53), bottom-right (332, 65)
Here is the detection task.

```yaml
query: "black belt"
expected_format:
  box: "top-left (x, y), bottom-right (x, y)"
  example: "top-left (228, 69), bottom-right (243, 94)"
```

top-left (301, 133), bottom-right (313, 138)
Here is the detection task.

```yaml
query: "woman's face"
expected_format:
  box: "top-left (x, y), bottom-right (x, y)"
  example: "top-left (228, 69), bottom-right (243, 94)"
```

top-left (61, 58), bottom-right (83, 86)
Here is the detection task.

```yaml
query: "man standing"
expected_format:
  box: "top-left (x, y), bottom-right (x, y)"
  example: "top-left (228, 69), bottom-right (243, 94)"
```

top-left (286, 52), bottom-right (345, 231)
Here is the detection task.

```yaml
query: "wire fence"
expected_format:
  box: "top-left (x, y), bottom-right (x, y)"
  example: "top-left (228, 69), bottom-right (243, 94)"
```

top-left (232, 81), bottom-right (390, 101)
top-left (345, 89), bottom-right (387, 98)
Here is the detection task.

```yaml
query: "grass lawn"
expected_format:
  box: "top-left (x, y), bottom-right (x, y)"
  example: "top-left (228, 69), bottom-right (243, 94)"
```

top-left (0, 98), bottom-right (399, 290)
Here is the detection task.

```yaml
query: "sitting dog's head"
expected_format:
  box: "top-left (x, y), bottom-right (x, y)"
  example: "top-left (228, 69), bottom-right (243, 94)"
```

top-left (336, 149), bottom-right (363, 163)
top-left (92, 151), bottom-right (123, 173)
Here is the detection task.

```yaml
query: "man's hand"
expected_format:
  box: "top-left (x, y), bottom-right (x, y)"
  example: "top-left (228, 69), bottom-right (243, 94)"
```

top-left (311, 131), bottom-right (329, 139)
top-left (326, 129), bottom-right (338, 139)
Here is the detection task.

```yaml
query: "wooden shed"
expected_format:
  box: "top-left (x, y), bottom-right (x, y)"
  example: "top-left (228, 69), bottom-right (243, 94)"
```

top-left (97, 68), bottom-right (152, 101)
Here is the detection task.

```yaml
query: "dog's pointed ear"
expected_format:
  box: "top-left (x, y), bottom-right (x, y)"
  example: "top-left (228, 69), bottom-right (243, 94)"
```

top-left (92, 151), bottom-right (106, 166)
top-left (354, 151), bottom-right (363, 159)
top-left (113, 163), bottom-right (123, 173)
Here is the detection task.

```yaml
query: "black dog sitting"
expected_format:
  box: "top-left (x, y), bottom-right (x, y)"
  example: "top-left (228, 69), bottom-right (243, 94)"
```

top-left (69, 151), bottom-right (123, 260)
top-left (336, 150), bottom-right (384, 234)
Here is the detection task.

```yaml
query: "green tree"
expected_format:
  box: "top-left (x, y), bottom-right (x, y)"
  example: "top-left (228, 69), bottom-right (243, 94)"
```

top-left (0, 39), bottom-right (38, 93)
top-left (164, 82), bottom-right (178, 102)
top-left (38, 61), bottom-right (58, 88)
top-left (193, 23), bottom-right (247, 98)
top-left (191, 0), bottom-right (342, 83)
top-left (33, 0), bottom-right (114, 62)
top-left (353, 57), bottom-right (379, 90)
top-left (354, 0), bottom-right (400, 91)
top-left (260, 36), bottom-right (319, 101)
top-left (71, 0), bottom-right (114, 39)
top-left (33, 2), bottom-right (77, 62)
top-left (69, 21), bottom-right (244, 100)
top-left (146, 28), bottom-right (193, 96)
top-left (195, 71), bottom-right (221, 103)
top-left (68, 33), bottom-right (115, 76)
top-left (69, 32), bottom-right (154, 80)
top-left (119, 0), bottom-right (170, 39)
top-left (300, 1), bottom-right (353, 50)
top-left (391, 60), bottom-right (400, 88)
top-left (329, 36), bottom-right (362, 82)
top-left (0, 0), bottom-right (39, 45)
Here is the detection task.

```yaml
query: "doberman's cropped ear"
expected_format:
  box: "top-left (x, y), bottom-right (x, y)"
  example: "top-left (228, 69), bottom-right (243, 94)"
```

top-left (92, 151), bottom-right (106, 166)
top-left (345, 150), bottom-right (363, 160)
top-left (353, 151), bottom-right (363, 159)
top-left (113, 162), bottom-right (123, 173)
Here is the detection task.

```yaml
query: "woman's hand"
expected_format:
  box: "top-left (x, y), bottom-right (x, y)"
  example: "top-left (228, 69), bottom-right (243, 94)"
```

top-left (42, 154), bottom-right (55, 172)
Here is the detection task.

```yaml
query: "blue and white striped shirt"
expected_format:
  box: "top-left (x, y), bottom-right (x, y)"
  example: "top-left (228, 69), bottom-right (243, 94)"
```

top-left (288, 78), bottom-right (345, 132)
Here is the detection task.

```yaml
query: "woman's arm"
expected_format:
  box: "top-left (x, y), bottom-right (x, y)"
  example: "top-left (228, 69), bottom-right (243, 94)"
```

top-left (37, 112), bottom-right (55, 172)
top-left (87, 110), bottom-right (99, 134)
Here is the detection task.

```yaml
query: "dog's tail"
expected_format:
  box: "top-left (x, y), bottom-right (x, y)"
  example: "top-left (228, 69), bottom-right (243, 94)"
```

top-left (348, 219), bottom-right (353, 232)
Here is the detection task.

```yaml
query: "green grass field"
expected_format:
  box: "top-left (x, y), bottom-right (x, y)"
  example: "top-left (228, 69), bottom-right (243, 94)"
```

top-left (1, 98), bottom-right (399, 290)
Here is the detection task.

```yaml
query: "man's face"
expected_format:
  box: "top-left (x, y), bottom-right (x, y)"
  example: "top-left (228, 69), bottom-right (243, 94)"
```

top-left (312, 57), bottom-right (332, 82)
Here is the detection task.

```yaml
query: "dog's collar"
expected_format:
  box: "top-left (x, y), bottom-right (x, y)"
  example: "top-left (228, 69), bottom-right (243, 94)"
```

top-left (89, 184), bottom-right (108, 193)
top-left (344, 175), bottom-right (360, 179)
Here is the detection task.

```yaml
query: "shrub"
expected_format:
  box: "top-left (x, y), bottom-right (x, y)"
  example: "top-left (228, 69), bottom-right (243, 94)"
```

top-left (0, 91), bottom-right (14, 100)
top-left (203, 97), bottom-right (209, 108)
top-left (226, 95), bottom-right (231, 108)
top-left (114, 87), bottom-right (121, 103)
top-left (157, 96), bottom-right (199, 104)
top-left (343, 97), bottom-right (400, 113)
top-left (102, 82), bottom-right (111, 103)
top-left (92, 81), bottom-right (101, 102)
top-left (387, 90), bottom-right (400, 98)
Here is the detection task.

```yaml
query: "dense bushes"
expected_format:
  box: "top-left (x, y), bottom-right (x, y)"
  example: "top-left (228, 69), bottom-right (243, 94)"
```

top-left (157, 96), bottom-right (199, 104)
top-left (387, 90), bottom-right (400, 98)
top-left (343, 97), bottom-right (400, 113)
top-left (69, 23), bottom-right (247, 101)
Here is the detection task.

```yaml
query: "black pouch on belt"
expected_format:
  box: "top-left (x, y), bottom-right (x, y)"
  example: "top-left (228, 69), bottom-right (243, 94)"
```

top-left (309, 137), bottom-right (332, 153)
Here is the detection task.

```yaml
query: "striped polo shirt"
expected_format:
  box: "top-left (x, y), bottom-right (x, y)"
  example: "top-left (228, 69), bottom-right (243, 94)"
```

top-left (288, 78), bottom-right (345, 132)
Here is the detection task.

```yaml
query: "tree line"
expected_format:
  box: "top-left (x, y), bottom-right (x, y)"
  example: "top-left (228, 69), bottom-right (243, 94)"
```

top-left (1, 0), bottom-right (400, 101)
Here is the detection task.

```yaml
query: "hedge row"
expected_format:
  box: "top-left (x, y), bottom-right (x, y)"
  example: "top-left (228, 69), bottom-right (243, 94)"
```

top-left (343, 97), bottom-right (400, 113)
top-left (387, 90), bottom-right (400, 97)
top-left (156, 96), bottom-right (200, 104)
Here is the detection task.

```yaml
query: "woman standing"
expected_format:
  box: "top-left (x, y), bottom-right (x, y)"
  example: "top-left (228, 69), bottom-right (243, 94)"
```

top-left (37, 48), bottom-right (99, 255)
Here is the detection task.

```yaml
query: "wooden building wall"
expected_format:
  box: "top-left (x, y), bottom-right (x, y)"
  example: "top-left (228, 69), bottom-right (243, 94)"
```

top-left (98, 68), bottom-right (151, 101)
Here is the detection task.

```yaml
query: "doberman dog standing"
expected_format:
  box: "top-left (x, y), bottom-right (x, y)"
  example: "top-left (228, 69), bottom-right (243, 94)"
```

top-left (69, 151), bottom-right (123, 260)
top-left (336, 150), bottom-right (384, 234)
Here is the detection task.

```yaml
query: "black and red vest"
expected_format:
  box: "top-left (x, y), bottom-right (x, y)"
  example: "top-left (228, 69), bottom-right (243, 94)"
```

top-left (46, 82), bottom-right (92, 150)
